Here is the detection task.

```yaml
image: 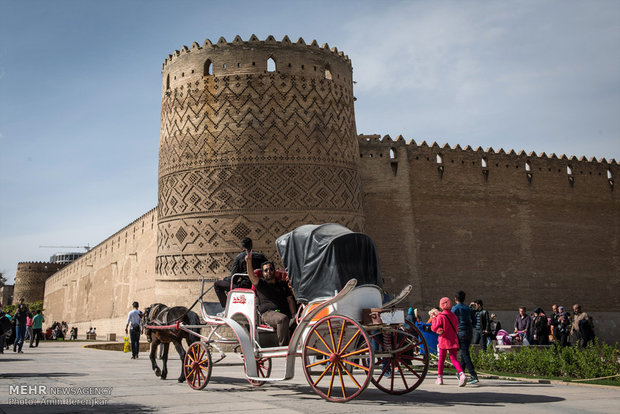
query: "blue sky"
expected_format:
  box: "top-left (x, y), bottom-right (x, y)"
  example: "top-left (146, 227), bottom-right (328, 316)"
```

top-left (1, 0), bottom-right (619, 283)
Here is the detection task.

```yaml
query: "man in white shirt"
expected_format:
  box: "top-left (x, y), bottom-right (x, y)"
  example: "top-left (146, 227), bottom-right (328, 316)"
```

top-left (125, 302), bottom-right (142, 359)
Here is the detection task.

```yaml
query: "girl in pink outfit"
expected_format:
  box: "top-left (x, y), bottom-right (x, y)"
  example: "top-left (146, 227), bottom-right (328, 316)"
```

top-left (431, 297), bottom-right (467, 386)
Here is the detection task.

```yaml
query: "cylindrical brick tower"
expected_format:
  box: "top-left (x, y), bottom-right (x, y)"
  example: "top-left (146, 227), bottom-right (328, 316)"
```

top-left (13, 262), bottom-right (66, 303)
top-left (156, 35), bottom-right (364, 287)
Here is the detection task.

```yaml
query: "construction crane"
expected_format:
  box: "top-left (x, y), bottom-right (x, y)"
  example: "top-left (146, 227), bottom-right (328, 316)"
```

top-left (39, 245), bottom-right (91, 251)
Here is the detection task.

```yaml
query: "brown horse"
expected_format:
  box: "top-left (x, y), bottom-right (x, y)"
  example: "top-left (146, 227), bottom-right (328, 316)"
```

top-left (142, 303), bottom-right (201, 382)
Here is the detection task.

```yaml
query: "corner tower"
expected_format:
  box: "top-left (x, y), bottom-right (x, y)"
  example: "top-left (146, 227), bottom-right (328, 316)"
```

top-left (156, 35), bottom-right (364, 285)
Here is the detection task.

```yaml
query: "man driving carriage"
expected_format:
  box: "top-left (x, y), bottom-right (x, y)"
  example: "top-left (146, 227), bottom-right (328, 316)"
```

top-left (213, 237), bottom-right (267, 308)
top-left (245, 252), bottom-right (297, 346)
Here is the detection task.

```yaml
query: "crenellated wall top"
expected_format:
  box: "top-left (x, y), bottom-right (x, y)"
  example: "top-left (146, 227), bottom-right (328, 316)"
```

top-left (162, 34), bottom-right (351, 69)
top-left (17, 262), bottom-right (65, 268)
top-left (358, 134), bottom-right (618, 167)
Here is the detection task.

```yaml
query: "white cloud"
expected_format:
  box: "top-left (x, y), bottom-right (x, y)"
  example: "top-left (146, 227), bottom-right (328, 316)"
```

top-left (338, 1), bottom-right (620, 158)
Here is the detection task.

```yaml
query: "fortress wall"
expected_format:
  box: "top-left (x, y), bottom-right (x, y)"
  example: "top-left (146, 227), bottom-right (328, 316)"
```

top-left (359, 136), bottom-right (619, 340)
top-left (43, 208), bottom-right (158, 336)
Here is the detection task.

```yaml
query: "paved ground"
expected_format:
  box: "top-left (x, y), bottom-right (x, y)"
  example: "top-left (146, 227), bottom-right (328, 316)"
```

top-left (0, 341), bottom-right (619, 413)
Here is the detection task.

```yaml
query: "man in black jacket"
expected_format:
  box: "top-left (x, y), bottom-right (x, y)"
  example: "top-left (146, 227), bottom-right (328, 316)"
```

top-left (213, 237), bottom-right (267, 308)
top-left (474, 300), bottom-right (491, 351)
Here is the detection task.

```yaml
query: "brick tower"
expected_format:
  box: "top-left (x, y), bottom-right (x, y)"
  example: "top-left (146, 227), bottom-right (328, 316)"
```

top-left (156, 35), bottom-right (364, 294)
top-left (13, 262), bottom-right (66, 303)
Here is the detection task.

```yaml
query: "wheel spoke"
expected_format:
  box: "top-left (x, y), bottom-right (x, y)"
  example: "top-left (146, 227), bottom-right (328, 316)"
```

top-left (327, 320), bottom-right (336, 352)
top-left (341, 358), bottom-right (370, 372)
top-left (305, 345), bottom-right (332, 358)
top-left (313, 361), bottom-right (334, 386)
top-left (339, 329), bottom-right (360, 354)
top-left (376, 361), bottom-right (390, 382)
top-left (340, 362), bottom-right (363, 388)
top-left (312, 329), bottom-right (335, 354)
top-left (341, 346), bottom-right (370, 359)
top-left (399, 358), bottom-right (421, 378)
top-left (327, 362), bottom-right (336, 397)
top-left (337, 364), bottom-right (347, 399)
top-left (336, 319), bottom-right (347, 352)
top-left (397, 360), bottom-right (410, 389)
top-left (305, 358), bottom-right (330, 369)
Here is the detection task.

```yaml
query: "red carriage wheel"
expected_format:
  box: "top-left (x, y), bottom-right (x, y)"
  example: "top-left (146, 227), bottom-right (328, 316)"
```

top-left (244, 357), bottom-right (272, 386)
top-left (183, 342), bottom-right (212, 390)
top-left (302, 315), bottom-right (374, 402)
top-left (367, 323), bottom-right (429, 394)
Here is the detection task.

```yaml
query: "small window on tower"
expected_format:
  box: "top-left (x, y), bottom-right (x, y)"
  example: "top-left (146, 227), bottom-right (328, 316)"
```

top-left (267, 57), bottom-right (276, 72)
top-left (204, 59), bottom-right (213, 76)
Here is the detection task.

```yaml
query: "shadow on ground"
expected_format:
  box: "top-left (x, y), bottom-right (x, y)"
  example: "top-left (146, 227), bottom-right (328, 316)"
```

top-left (0, 403), bottom-right (155, 413)
top-left (200, 376), bottom-right (564, 407)
top-left (0, 373), bottom-right (87, 379)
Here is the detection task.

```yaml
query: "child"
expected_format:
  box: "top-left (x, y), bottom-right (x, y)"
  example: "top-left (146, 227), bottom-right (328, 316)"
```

top-left (431, 297), bottom-right (467, 386)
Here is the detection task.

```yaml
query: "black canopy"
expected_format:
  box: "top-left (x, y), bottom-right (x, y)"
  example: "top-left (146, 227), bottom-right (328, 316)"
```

top-left (276, 223), bottom-right (382, 303)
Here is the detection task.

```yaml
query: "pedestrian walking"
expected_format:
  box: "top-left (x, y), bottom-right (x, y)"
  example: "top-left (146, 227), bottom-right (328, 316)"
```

top-left (13, 304), bottom-right (27, 353)
top-left (30, 310), bottom-right (44, 347)
top-left (431, 297), bottom-right (467, 387)
top-left (452, 290), bottom-right (479, 384)
top-left (125, 301), bottom-right (142, 359)
top-left (25, 312), bottom-right (33, 342)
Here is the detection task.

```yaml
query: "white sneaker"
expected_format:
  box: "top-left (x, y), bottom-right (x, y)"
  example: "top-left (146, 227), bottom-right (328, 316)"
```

top-left (458, 372), bottom-right (467, 387)
top-left (435, 375), bottom-right (443, 385)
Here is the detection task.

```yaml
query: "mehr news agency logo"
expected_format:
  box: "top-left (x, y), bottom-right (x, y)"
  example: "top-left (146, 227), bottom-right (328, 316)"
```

top-left (8, 384), bottom-right (112, 407)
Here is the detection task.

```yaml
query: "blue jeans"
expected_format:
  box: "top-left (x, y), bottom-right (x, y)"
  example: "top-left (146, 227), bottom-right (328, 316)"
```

top-left (457, 330), bottom-right (478, 379)
top-left (14, 325), bottom-right (25, 351)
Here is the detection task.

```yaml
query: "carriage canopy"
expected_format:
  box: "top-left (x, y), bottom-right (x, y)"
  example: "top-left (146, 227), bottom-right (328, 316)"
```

top-left (275, 223), bottom-right (382, 303)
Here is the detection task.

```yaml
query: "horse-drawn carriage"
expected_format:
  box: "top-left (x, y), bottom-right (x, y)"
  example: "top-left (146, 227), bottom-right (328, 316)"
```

top-left (146, 223), bottom-right (429, 402)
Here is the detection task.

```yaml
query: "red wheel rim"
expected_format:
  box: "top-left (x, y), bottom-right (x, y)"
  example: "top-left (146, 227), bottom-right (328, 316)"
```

top-left (302, 315), bottom-right (374, 402)
top-left (245, 357), bottom-right (272, 386)
top-left (367, 324), bottom-right (428, 394)
top-left (183, 342), bottom-right (212, 390)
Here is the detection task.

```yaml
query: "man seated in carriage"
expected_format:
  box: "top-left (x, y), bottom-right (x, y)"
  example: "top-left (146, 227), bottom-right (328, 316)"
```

top-left (245, 251), bottom-right (297, 346)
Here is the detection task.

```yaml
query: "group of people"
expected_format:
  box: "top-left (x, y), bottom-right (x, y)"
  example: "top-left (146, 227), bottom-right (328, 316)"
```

top-left (0, 298), bottom-right (45, 353)
top-left (0, 297), bottom-right (88, 353)
top-left (49, 321), bottom-right (69, 340)
top-left (513, 304), bottom-right (595, 348)
top-left (428, 293), bottom-right (599, 387)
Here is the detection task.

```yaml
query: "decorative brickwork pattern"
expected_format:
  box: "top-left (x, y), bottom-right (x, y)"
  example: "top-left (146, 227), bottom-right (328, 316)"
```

top-left (157, 36), bottom-right (364, 279)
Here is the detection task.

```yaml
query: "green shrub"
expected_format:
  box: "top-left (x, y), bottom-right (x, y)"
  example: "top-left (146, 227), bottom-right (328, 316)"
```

top-left (3, 300), bottom-right (44, 316)
top-left (471, 341), bottom-right (620, 381)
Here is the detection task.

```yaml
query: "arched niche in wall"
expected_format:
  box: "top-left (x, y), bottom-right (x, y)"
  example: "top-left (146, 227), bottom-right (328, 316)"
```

top-left (204, 59), bottom-right (213, 76)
